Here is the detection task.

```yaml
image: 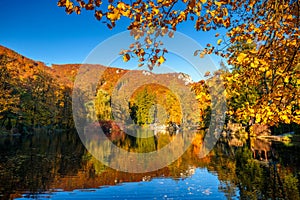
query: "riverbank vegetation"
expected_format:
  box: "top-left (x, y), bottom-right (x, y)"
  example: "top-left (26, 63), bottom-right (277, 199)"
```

top-left (0, 44), bottom-right (299, 136)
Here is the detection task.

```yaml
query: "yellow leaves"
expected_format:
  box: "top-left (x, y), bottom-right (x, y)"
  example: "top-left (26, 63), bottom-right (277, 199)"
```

top-left (253, 27), bottom-right (260, 33)
top-left (121, 9), bottom-right (131, 17)
top-left (217, 39), bottom-right (222, 45)
top-left (286, 14), bottom-right (293, 20)
top-left (65, 0), bottom-right (73, 9)
top-left (289, 39), bottom-right (297, 46)
top-left (284, 76), bottom-right (290, 83)
top-left (222, 8), bottom-right (228, 16)
top-left (158, 56), bottom-right (165, 65)
top-left (255, 114), bottom-right (262, 123)
top-left (117, 2), bottom-right (126, 10)
top-left (267, 111), bottom-right (273, 117)
top-left (59, 102), bottom-right (65, 107)
top-left (248, 107), bottom-right (255, 117)
top-left (215, 1), bottom-right (223, 7)
top-left (152, 7), bottom-right (159, 15)
top-left (64, 0), bottom-right (74, 14)
top-left (199, 52), bottom-right (205, 58)
top-left (266, 70), bottom-right (272, 78)
top-left (178, 11), bottom-right (187, 21)
top-left (208, 10), bottom-right (216, 17)
top-left (196, 92), bottom-right (210, 103)
top-left (107, 9), bottom-right (121, 21)
top-left (251, 58), bottom-right (258, 68)
top-left (122, 54), bottom-right (130, 62)
top-left (237, 53), bottom-right (247, 63)
top-left (258, 67), bottom-right (266, 72)
top-left (280, 115), bottom-right (291, 124)
top-left (259, 59), bottom-right (267, 66)
top-left (200, 0), bottom-right (207, 3)
top-left (246, 38), bottom-right (252, 44)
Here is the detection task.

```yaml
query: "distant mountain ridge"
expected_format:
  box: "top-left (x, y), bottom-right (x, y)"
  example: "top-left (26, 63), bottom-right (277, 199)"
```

top-left (0, 45), bottom-right (193, 89)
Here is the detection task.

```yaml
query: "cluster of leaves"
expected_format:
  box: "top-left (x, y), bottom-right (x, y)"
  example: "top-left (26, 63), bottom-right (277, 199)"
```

top-left (57, 0), bottom-right (232, 67)
top-left (219, 0), bottom-right (300, 127)
top-left (191, 80), bottom-right (211, 125)
top-left (58, 0), bottom-right (300, 127)
top-left (222, 43), bottom-right (300, 126)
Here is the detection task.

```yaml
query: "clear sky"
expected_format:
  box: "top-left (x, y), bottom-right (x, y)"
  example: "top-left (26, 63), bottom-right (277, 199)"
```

top-left (0, 0), bottom-right (224, 81)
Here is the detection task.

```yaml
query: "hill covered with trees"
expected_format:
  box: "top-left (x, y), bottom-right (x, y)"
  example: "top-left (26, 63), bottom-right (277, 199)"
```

top-left (0, 44), bottom-right (299, 136)
top-left (0, 45), bottom-right (198, 135)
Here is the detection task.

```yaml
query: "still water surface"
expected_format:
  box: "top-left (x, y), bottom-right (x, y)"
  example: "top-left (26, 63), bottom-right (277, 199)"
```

top-left (0, 130), bottom-right (299, 199)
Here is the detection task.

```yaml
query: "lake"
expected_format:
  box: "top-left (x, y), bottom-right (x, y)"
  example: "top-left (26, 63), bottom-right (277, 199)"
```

top-left (0, 130), bottom-right (299, 199)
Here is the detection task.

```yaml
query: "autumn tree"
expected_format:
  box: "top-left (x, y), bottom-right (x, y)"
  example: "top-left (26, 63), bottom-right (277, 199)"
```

top-left (0, 55), bottom-right (20, 130)
top-left (18, 70), bottom-right (63, 128)
top-left (130, 87), bottom-right (156, 125)
top-left (54, 86), bottom-right (74, 129)
top-left (94, 89), bottom-right (112, 120)
top-left (58, 0), bottom-right (300, 128)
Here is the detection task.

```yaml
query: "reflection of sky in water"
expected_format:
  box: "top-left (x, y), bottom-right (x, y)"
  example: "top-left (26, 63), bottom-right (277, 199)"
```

top-left (17, 169), bottom-right (235, 199)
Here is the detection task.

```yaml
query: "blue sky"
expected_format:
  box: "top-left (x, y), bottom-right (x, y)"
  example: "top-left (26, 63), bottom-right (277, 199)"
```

top-left (0, 0), bottom-right (224, 81)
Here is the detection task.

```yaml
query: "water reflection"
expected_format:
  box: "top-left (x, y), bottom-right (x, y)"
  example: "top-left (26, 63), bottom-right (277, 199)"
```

top-left (0, 130), bottom-right (299, 199)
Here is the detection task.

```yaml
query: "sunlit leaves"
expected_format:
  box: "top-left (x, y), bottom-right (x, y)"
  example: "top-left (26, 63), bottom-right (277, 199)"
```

top-left (122, 53), bottom-right (130, 62)
top-left (57, 0), bottom-right (234, 67)
top-left (157, 56), bottom-right (165, 65)
top-left (94, 10), bottom-right (103, 20)
top-left (57, 0), bottom-right (300, 126)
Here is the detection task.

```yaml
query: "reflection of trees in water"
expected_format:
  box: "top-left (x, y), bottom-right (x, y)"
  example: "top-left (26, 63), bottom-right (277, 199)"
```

top-left (0, 131), bottom-right (86, 199)
top-left (0, 131), bottom-right (299, 199)
top-left (209, 139), bottom-right (300, 200)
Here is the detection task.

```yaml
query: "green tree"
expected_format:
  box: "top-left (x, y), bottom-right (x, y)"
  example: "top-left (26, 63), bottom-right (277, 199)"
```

top-left (94, 89), bottom-right (112, 121)
top-left (130, 88), bottom-right (156, 125)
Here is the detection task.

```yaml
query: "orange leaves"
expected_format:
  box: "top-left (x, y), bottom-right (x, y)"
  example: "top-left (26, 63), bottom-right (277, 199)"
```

top-left (122, 53), bottom-right (130, 62)
top-left (65, 0), bottom-right (74, 14)
top-left (57, 0), bottom-right (300, 121)
top-left (223, 17), bottom-right (230, 28)
top-left (106, 5), bottom-right (122, 21)
top-left (94, 10), bottom-right (103, 20)
top-left (107, 10), bottom-right (120, 21)
top-left (74, 6), bottom-right (81, 14)
top-left (236, 53), bottom-right (247, 63)
top-left (85, 2), bottom-right (94, 10)
top-left (214, 1), bottom-right (224, 8)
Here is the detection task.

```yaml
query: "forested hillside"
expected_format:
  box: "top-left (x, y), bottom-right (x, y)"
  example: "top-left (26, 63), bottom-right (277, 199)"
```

top-left (0, 45), bottom-right (197, 134)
